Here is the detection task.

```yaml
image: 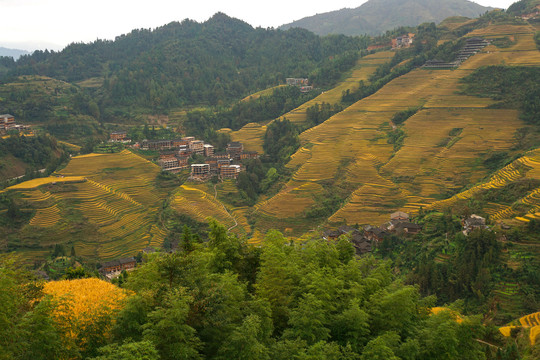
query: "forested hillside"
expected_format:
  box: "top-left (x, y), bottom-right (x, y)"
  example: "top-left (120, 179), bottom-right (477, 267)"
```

top-left (1, 13), bottom-right (368, 122)
top-left (3, 226), bottom-right (537, 360)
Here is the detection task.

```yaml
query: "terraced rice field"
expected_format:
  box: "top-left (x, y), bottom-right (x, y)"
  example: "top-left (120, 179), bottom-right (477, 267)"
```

top-left (500, 312), bottom-right (540, 345)
top-left (171, 183), bottom-right (249, 234)
top-left (229, 52), bottom-right (395, 152)
top-left (428, 148), bottom-right (540, 223)
top-left (252, 28), bottom-right (539, 231)
top-left (9, 150), bottom-right (167, 260)
top-left (241, 85), bottom-right (287, 101)
top-left (3, 176), bottom-right (86, 191)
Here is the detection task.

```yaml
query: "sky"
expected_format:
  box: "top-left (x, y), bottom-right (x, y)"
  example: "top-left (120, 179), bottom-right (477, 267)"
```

top-left (1, 0), bottom-right (518, 51)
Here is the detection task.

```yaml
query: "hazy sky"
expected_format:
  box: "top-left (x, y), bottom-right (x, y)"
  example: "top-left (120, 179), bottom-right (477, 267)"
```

top-left (1, 0), bottom-right (518, 51)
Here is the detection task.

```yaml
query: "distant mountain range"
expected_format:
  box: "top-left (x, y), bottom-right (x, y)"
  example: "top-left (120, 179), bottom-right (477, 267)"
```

top-left (0, 47), bottom-right (30, 59)
top-left (280, 0), bottom-right (494, 36)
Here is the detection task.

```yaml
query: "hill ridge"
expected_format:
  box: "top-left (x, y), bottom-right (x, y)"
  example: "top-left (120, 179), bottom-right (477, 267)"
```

top-left (280, 0), bottom-right (494, 36)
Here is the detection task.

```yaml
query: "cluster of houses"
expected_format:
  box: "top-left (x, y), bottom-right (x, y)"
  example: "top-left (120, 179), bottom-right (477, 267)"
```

top-left (366, 33), bottom-right (415, 51)
top-left (423, 37), bottom-right (490, 69)
top-left (324, 211), bottom-right (492, 254)
top-left (189, 141), bottom-right (259, 180)
top-left (286, 78), bottom-right (313, 93)
top-left (108, 129), bottom-right (259, 181)
top-left (392, 33), bottom-right (415, 49)
top-left (99, 257), bottom-right (136, 279)
top-left (151, 138), bottom-right (258, 180)
top-left (109, 131), bottom-right (131, 143)
top-left (0, 114), bottom-right (31, 134)
top-left (518, 5), bottom-right (539, 20)
top-left (323, 211), bottom-right (422, 254)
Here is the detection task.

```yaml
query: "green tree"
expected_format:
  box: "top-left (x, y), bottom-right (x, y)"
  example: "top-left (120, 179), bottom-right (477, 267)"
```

top-left (90, 340), bottom-right (159, 360)
top-left (142, 288), bottom-right (202, 360)
top-left (216, 315), bottom-right (270, 360)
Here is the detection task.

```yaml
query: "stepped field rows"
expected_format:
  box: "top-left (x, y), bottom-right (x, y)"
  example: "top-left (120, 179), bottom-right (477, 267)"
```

top-left (229, 51), bottom-right (395, 153)
top-left (250, 25), bottom-right (539, 232)
top-left (500, 312), bottom-right (540, 345)
top-left (428, 148), bottom-right (540, 223)
top-left (171, 184), bottom-right (250, 235)
top-left (8, 150), bottom-right (168, 261)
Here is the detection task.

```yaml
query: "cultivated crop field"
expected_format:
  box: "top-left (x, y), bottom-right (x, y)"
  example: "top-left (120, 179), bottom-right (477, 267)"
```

top-left (254, 29), bottom-right (537, 231)
top-left (171, 183), bottom-right (249, 234)
top-left (500, 312), bottom-right (540, 345)
top-left (229, 52), bottom-right (395, 152)
top-left (7, 150), bottom-right (167, 260)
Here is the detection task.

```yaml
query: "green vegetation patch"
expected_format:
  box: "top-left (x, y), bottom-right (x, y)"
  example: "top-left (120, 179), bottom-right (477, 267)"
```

top-left (460, 66), bottom-right (540, 125)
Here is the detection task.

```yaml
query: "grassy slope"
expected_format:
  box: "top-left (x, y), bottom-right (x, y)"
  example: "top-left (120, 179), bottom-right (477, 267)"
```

top-left (251, 23), bottom-right (539, 234)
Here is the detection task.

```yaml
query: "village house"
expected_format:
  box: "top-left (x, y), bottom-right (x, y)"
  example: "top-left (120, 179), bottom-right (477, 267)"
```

top-left (322, 229), bottom-right (342, 241)
top-left (142, 139), bottom-right (173, 151)
top-left (213, 152), bottom-right (231, 160)
top-left (177, 155), bottom-right (189, 168)
top-left (100, 257), bottom-right (136, 277)
top-left (238, 151), bottom-right (259, 160)
top-left (205, 156), bottom-right (232, 174)
top-left (191, 163), bottom-right (211, 179)
top-left (323, 225), bottom-right (373, 254)
top-left (109, 131), bottom-right (128, 142)
top-left (286, 78), bottom-right (309, 87)
top-left (462, 214), bottom-right (489, 235)
top-left (190, 140), bottom-right (205, 155)
top-left (0, 114), bottom-right (16, 131)
top-left (393, 221), bottom-right (422, 235)
top-left (158, 156), bottom-right (181, 172)
top-left (220, 164), bottom-right (242, 179)
top-left (204, 144), bottom-right (214, 157)
top-left (226, 142), bottom-right (244, 157)
top-left (392, 33), bottom-right (415, 49)
top-left (364, 225), bottom-right (388, 243)
top-left (391, 211), bottom-right (409, 221)
top-left (173, 139), bottom-right (190, 147)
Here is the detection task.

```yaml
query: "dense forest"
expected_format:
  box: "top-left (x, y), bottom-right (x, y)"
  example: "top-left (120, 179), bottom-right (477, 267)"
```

top-left (3, 220), bottom-right (537, 360)
top-left (1, 14), bottom-right (369, 119)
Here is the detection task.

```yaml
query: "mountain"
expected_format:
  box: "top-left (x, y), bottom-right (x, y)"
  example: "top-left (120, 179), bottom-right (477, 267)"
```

top-left (4, 13), bottom-right (368, 130)
top-left (280, 0), bottom-right (494, 36)
top-left (0, 47), bottom-right (30, 59)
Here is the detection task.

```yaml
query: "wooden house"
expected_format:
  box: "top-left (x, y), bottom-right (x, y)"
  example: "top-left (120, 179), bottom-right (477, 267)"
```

top-left (100, 257), bottom-right (136, 275)
top-left (0, 114), bottom-right (16, 131)
top-left (226, 142), bottom-right (244, 156)
top-left (191, 164), bottom-right (210, 179)
top-left (204, 144), bottom-right (215, 157)
top-left (390, 211), bottom-right (409, 221)
top-left (220, 164), bottom-right (241, 179)
top-left (462, 214), bottom-right (488, 235)
top-left (110, 131), bottom-right (127, 142)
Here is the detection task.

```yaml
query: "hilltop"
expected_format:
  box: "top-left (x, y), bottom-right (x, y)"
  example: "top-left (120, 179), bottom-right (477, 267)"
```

top-left (280, 0), bottom-right (494, 36)
top-left (0, 13), bottom-right (368, 138)
top-left (0, 47), bottom-right (30, 59)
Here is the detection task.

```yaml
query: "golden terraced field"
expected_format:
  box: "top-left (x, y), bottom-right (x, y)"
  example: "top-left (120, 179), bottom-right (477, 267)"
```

top-left (229, 52), bottom-right (395, 153)
top-left (9, 150), bottom-right (167, 260)
top-left (171, 183), bottom-right (250, 234)
top-left (252, 25), bottom-right (539, 231)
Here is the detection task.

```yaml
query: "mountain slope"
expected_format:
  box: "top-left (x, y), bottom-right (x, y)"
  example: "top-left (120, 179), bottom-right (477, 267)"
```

top-left (251, 22), bottom-right (540, 233)
top-left (0, 47), bottom-right (30, 59)
top-left (280, 0), bottom-right (494, 36)
top-left (6, 13), bottom-right (368, 121)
